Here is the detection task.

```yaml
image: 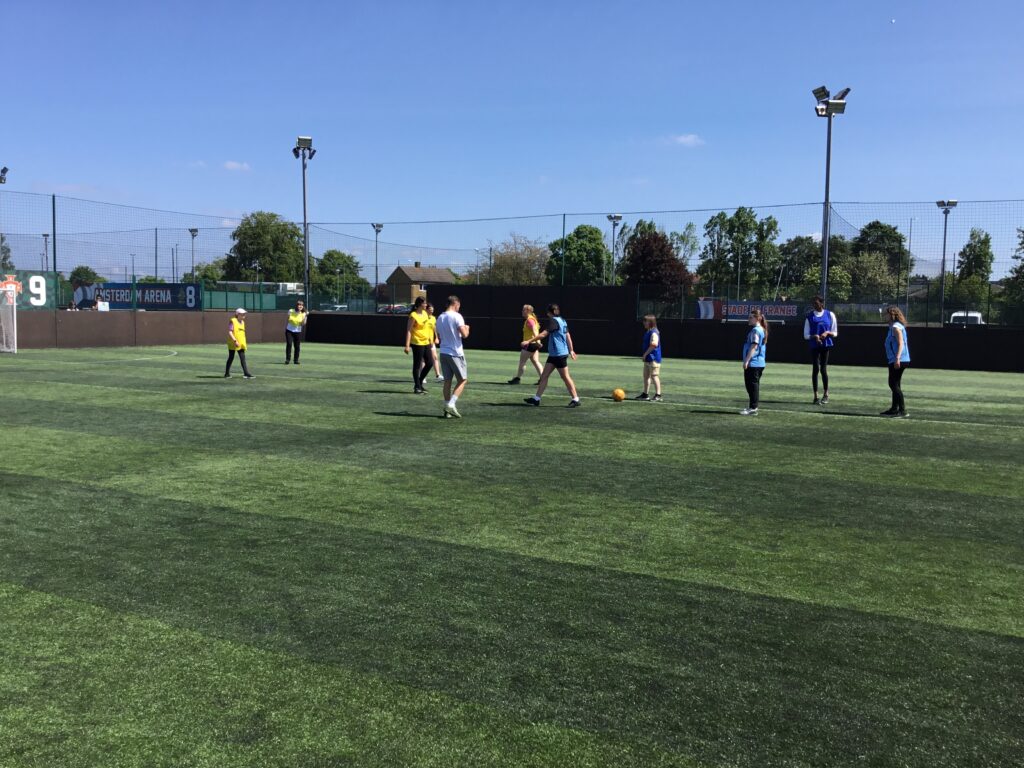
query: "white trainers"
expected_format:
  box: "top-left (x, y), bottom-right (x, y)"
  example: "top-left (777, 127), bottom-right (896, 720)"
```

top-left (444, 404), bottom-right (462, 419)
top-left (435, 375), bottom-right (445, 383)
top-left (739, 407), bottom-right (759, 416)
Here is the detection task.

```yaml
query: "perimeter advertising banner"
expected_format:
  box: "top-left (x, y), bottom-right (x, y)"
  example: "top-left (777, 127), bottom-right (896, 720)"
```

top-left (92, 283), bottom-right (202, 311)
top-left (1, 271), bottom-right (59, 310)
top-left (722, 301), bottom-right (801, 321)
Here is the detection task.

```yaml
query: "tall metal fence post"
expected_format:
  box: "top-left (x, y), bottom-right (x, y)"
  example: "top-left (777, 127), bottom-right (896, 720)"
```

top-left (51, 195), bottom-right (58, 306)
top-left (561, 213), bottom-right (566, 286)
top-left (154, 228), bottom-right (158, 280)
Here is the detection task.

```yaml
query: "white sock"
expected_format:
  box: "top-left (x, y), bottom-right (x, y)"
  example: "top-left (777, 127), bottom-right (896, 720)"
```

top-left (448, 396), bottom-right (458, 406)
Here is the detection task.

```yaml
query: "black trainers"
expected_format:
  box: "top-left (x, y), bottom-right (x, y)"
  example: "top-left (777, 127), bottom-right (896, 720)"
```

top-left (243, 374), bottom-right (254, 379)
top-left (896, 410), bottom-right (909, 419)
top-left (635, 393), bottom-right (650, 401)
top-left (224, 373), bottom-right (231, 378)
top-left (285, 360), bottom-right (291, 365)
top-left (813, 397), bottom-right (820, 405)
top-left (652, 394), bottom-right (663, 402)
top-left (523, 397), bottom-right (540, 406)
top-left (567, 399), bottom-right (581, 408)
top-left (507, 376), bottom-right (521, 384)
top-left (821, 394), bottom-right (829, 404)
top-left (414, 387), bottom-right (423, 394)
top-left (294, 361), bottom-right (300, 366)
top-left (880, 408), bottom-right (898, 416)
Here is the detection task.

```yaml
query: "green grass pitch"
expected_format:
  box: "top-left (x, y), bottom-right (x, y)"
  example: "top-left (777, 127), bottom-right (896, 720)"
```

top-left (1, 342), bottom-right (1022, 767)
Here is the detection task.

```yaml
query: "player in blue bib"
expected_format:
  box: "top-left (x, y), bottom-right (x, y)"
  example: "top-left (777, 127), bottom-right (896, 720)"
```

top-left (636, 314), bottom-right (663, 401)
top-left (881, 306), bottom-right (911, 418)
top-left (740, 309), bottom-right (768, 416)
top-left (803, 295), bottom-right (838, 405)
top-left (522, 304), bottom-right (581, 408)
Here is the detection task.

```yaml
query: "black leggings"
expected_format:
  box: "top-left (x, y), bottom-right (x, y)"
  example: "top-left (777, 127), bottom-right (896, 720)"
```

top-left (285, 330), bottom-right (301, 362)
top-left (811, 348), bottom-right (830, 393)
top-left (888, 363), bottom-right (908, 411)
top-left (226, 349), bottom-right (251, 376)
top-left (411, 344), bottom-right (433, 387)
top-left (744, 366), bottom-right (764, 409)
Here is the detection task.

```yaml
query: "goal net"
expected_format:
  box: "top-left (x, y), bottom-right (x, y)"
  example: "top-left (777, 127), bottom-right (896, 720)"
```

top-left (0, 286), bottom-right (16, 354)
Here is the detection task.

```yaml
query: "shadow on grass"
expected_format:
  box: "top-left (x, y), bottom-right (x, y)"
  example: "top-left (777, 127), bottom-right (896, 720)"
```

top-left (373, 411), bottom-right (446, 419)
top-left (1, 473), bottom-right (1021, 767)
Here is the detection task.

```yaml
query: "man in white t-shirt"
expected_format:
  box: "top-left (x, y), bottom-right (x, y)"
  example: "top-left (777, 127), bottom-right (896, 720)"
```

top-left (435, 295), bottom-right (470, 418)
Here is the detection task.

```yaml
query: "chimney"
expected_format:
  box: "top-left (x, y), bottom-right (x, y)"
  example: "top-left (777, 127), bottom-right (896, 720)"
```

top-left (414, 261), bottom-right (421, 268)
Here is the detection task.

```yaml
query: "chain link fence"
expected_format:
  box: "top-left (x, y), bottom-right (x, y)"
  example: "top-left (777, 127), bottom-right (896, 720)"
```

top-left (1, 191), bottom-right (1021, 323)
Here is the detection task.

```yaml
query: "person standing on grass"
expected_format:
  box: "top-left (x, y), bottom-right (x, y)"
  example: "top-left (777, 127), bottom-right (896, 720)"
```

top-left (426, 302), bottom-right (443, 383)
top-left (403, 297), bottom-right (436, 394)
top-left (508, 304), bottom-right (544, 385)
top-left (225, 308), bottom-right (254, 379)
top-left (804, 295), bottom-right (837, 404)
top-left (284, 299), bottom-right (307, 365)
top-left (636, 314), bottom-right (663, 401)
top-left (881, 306), bottom-right (911, 418)
top-left (740, 309), bottom-right (767, 416)
top-left (522, 304), bottom-right (581, 408)
top-left (436, 295), bottom-right (470, 418)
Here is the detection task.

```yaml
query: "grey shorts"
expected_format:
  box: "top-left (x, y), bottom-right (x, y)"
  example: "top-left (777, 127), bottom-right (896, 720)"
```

top-left (440, 353), bottom-right (468, 382)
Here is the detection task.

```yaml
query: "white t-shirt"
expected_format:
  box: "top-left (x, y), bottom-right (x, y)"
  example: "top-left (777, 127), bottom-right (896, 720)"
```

top-left (437, 310), bottom-right (466, 357)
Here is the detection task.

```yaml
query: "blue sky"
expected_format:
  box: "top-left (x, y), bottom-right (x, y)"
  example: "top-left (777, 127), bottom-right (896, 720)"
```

top-left (2, 0), bottom-right (1023, 271)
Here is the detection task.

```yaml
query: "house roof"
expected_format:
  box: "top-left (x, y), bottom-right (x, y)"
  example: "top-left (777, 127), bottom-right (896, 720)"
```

top-left (385, 266), bottom-right (458, 285)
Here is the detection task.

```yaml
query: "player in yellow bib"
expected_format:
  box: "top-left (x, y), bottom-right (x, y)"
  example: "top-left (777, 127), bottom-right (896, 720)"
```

top-left (225, 307), bottom-right (254, 378)
top-left (285, 299), bottom-right (307, 365)
top-left (508, 304), bottom-right (544, 384)
top-left (404, 297), bottom-right (438, 393)
top-left (426, 302), bottom-right (444, 382)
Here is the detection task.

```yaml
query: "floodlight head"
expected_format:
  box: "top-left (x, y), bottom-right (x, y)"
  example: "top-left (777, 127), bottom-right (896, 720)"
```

top-left (372, 223), bottom-right (384, 234)
top-left (936, 200), bottom-right (958, 210)
top-left (308, 148), bottom-right (317, 159)
top-left (812, 86), bottom-right (830, 103)
top-left (296, 136), bottom-right (313, 150)
top-left (815, 103), bottom-right (828, 117)
top-left (607, 213), bottom-right (623, 223)
top-left (292, 147), bottom-right (301, 159)
top-left (826, 99), bottom-right (846, 115)
top-left (189, 228), bottom-right (199, 237)
top-left (833, 87), bottom-right (851, 101)
top-left (0, 166), bottom-right (7, 183)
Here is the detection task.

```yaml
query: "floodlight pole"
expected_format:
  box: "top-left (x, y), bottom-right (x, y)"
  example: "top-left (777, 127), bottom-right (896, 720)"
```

top-left (42, 233), bottom-right (49, 272)
top-left (189, 228), bottom-right (198, 281)
top-left (937, 201), bottom-right (956, 324)
top-left (294, 137), bottom-right (316, 308)
top-left (813, 86), bottom-right (849, 306)
top-left (607, 214), bottom-right (622, 285)
top-left (820, 113), bottom-right (833, 305)
top-left (372, 223), bottom-right (383, 303)
top-left (301, 153), bottom-right (309, 307)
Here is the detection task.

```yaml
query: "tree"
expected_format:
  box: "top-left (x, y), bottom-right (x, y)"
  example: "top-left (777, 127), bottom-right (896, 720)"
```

top-left (805, 262), bottom-right (852, 302)
top-left (695, 208), bottom-right (778, 299)
top-left (481, 234), bottom-right (549, 285)
top-left (618, 219), bottom-right (691, 293)
top-left (224, 212), bottom-right (304, 282)
top-left (847, 221), bottom-right (911, 301)
top-left (956, 228), bottom-right (994, 281)
top-left (778, 235), bottom-right (820, 295)
top-left (546, 225), bottom-right (609, 286)
top-left (69, 265), bottom-right (105, 285)
top-left (999, 227), bottom-right (1024, 323)
top-left (312, 249), bottom-right (370, 297)
top-left (137, 276), bottom-right (166, 284)
top-left (183, 258), bottom-right (226, 284)
top-left (0, 234), bottom-right (12, 271)
top-left (696, 212), bottom-right (731, 295)
top-left (669, 222), bottom-right (700, 270)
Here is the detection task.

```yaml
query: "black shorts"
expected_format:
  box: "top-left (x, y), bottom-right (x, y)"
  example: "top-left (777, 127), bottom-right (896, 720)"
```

top-left (523, 341), bottom-right (542, 353)
top-left (546, 355), bottom-right (569, 369)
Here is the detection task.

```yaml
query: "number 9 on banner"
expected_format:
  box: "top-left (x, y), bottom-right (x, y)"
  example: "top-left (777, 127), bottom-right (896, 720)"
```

top-left (29, 275), bottom-right (46, 306)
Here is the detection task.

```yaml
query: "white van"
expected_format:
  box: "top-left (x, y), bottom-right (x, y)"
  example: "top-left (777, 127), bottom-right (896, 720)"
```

top-left (948, 311), bottom-right (984, 326)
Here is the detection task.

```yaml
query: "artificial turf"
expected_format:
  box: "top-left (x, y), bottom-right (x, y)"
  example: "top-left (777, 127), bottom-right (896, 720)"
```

top-left (0, 342), bottom-right (1021, 767)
